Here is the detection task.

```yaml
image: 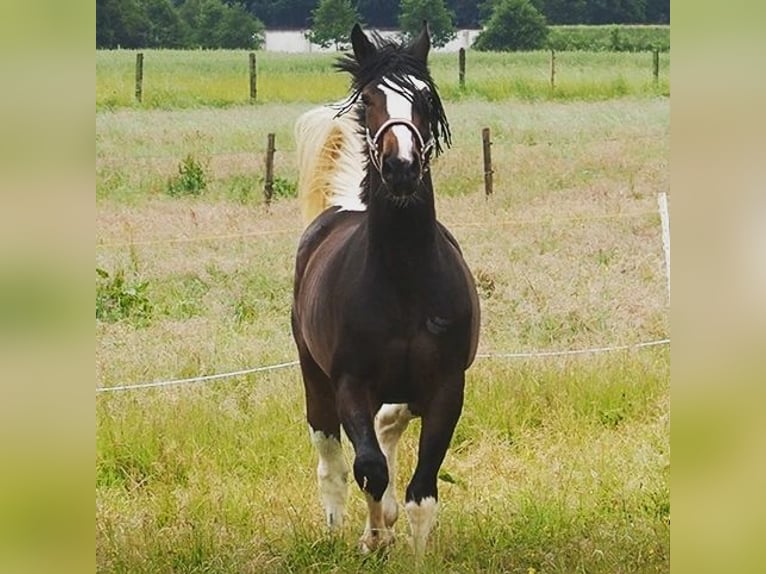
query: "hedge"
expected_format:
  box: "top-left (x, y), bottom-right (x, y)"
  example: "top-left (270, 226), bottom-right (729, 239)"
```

top-left (547, 25), bottom-right (670, 52)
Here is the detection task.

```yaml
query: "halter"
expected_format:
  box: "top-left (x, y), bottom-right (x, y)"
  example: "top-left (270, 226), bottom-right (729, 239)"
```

top-left (365, 118), bottom-right (435, 176)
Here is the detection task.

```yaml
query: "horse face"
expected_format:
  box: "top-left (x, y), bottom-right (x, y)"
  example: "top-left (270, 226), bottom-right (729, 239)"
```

top-left (361, 77), bottom-right (432, 193)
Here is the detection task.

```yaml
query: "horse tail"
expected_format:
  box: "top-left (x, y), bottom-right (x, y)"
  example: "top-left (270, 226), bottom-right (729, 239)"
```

top-left (294, 105), bottom-right (366, 226)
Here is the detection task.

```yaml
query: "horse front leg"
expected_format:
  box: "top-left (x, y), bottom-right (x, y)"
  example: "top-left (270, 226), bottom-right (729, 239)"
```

top-left (336, 376), bottom-right (393, 553)
top-left (405, 374), bottom-right (465, 557)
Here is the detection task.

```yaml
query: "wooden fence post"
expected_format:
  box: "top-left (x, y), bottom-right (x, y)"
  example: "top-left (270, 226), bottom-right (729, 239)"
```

top-left (264, 133), bottom-right (275, 204)
top-left (550, 49), bottom-right (556, 91)
top-left (135, 52), bottom-right (144, 103)
top-left (652, 49), bottom-right (659, 85)
top-left (482, 127), bottom-right (493, 198)
top-left (249, 52), bottom-right (257, 103)
top-left (458, 47), bottom-right (466, 89)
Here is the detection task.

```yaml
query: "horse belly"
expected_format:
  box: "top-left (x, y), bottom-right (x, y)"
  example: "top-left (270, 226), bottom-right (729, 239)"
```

top-left (376, 334), bottom-right (440, 403)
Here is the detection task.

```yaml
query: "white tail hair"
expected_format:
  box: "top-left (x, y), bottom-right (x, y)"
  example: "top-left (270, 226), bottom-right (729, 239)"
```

top-left (294, 105), bottom-right (366, 226)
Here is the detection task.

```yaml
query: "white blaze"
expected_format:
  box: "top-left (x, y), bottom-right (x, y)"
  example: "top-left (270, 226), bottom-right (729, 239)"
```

top-left (378, 76), bottom-right (428, 162)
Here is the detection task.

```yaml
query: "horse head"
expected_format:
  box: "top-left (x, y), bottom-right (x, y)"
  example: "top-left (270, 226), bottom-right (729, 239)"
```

top-left (336, 23), bottom-right (451, 201)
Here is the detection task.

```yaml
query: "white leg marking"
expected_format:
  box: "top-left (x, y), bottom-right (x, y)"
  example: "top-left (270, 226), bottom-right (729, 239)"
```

top-left (405, 496), bottom-right (438, 558)
top-left (359, 493), bottom-right (394, 554)
top-left (374, 403), bottom-right (413, 527)
top-left (309, 428), bottom-right (349, 529)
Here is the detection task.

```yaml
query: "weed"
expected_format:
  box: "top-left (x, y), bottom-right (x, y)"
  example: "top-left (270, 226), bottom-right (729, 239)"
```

top-left (271, 176), bottom-right (297, 200)
top-left (233, 298), bottom-right (257, 325)
top-left (225, 173), bottom-right (260, 203)
top-left (167, 154), bottom-right (208, 197)
top-left (96, 268), bottom-right (152, 325)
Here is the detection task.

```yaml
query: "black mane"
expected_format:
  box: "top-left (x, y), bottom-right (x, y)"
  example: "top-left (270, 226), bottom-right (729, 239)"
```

top-left (334, 33), bottom-right (451, 157)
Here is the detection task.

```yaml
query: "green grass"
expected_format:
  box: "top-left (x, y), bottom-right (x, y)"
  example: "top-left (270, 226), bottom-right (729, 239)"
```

top-left (97, 353), bottom-right (668, 573)
top-left (97, 49), bottom-right (670, 110)
top-left (96, 86), bottom-right (669, 571)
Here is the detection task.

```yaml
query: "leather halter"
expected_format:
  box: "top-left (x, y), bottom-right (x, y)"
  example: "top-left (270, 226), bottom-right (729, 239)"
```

top-left (365, 118), bottom-right (435, 176)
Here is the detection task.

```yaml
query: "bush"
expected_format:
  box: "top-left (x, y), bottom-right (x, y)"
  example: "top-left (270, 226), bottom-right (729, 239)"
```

top-left (474, 0), bottom-right (549, 52)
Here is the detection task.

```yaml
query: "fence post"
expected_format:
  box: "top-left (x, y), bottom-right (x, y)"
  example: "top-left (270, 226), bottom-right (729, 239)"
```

top-left (482, 127), bottom-right (493, 198)
top-left (550, 49), bottom-right (556, 91)
top-left (652, 49), bottom-right (659, 85)
top-left (264, 133), bottom-right (275, 204)
top-left (458, 47), bottom-right (466, 89)
top-left (249, 52), bottom-right (257, 103)
top-left (135, 52), bottom-right (144, 103)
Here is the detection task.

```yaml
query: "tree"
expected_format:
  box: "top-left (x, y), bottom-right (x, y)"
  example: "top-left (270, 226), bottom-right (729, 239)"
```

top-left (530, 0), bottom-right (586, 24)
top-left (447, 0), bottom-right (481, 28)
top-left (357, 0), bottom-right (401, 28)
top-left (474, 0), bottom-right (548, 51)
top-left (399, 0), bottom-right (455, 48)
top-left (180, 0), bottom-right (264, 48)
top-left (306, 0), bottom-right (360, 50)
top-left (586, 0), bottom-right (646, 24)
top-left (143, 0), bottom-right (186, 47)
top-left (216, 2), bottom-right (265, 48)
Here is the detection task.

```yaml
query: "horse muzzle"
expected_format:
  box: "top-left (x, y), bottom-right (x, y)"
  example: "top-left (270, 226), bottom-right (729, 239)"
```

top-left (380, 155), bottom-right (422, 193)
top-left (366, 119), bottom-right (434, 194)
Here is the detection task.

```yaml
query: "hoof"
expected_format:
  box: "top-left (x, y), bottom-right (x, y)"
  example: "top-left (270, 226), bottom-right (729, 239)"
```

top-left (358, 528), bottom-right (394, 554)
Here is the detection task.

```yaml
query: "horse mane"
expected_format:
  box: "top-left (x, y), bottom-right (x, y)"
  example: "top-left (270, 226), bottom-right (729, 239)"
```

top-left (294, 105), bottom-right (365, 225)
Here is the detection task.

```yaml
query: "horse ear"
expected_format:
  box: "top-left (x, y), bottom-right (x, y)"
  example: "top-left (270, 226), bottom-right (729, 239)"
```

top-left (351, 23), bottom-right (375, 64)
top-left (410, 20), bottom-right (431, 63)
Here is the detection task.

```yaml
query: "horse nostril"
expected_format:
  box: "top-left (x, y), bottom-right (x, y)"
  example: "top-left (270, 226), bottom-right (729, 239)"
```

top-left (382, 156), bottom-right (419, 181)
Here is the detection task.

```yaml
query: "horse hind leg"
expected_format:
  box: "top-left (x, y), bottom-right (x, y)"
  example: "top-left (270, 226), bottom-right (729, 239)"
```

top-left (309, 427), bottom-right (349, 530)
top-left (298, 349), bottom-right (349, 530)
top-left (374, 403), bottom-right (414, 528)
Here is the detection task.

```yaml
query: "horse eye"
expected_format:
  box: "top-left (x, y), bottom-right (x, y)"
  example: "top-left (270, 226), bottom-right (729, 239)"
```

top-left (361, 93), bottom-right (371, 106)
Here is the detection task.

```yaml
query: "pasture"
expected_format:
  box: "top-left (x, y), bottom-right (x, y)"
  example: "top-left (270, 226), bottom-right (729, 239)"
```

top-left (96, 51), bottom-right (669, 573)
top-left (96, 49), bottom-right (669, 109)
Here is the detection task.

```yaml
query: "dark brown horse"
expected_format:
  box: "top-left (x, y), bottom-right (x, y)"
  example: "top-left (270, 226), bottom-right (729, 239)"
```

top-left (291, 23), bottom-right (480, 556)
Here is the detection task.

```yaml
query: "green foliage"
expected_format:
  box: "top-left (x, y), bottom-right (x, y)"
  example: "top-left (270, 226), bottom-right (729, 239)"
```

top-left (96, 268), bottom-right (152, 325)
top-left (547, 24), bottom-right (670, 52)
top-left (474, 0), bottom-right (549, 52)
top-left (306, 0), bottom-right (360, 50)
top-left (399, 0), bottom-right (456, 49)
top-left (179, 0), bottom-right (265, 49)
top-left (270, 176), bottom-right (297, 199)
top-left (167, 154), bottom-right (208, 197)
top-left (96, 0), bottom-right (264, 49)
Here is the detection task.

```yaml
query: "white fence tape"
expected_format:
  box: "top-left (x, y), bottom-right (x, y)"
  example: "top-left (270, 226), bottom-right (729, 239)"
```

top-left (96, 339), bottom-right (669, 394)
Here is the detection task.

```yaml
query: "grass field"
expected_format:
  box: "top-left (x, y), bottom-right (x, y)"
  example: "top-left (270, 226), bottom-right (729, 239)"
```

top-left (96, 49), bottom-right (669, 572)
top-left (96, 49), bottom-right (670, 109)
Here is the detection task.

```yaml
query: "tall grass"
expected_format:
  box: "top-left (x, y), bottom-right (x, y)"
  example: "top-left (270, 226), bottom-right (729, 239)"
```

top-left (97, 49), bottom-right (669, 110)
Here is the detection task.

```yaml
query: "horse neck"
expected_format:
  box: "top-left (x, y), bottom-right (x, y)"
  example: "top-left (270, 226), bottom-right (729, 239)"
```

top-left (364, 171), bottom-right (437, 265)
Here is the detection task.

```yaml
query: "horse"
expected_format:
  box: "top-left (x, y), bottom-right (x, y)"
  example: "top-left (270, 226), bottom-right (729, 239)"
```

top-left (291, 23), bottom-right (480, 556)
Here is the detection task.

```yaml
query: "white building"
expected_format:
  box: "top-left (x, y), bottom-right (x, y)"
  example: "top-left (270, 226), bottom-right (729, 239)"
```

top-left (263, 29), bottom-right (481, 53)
